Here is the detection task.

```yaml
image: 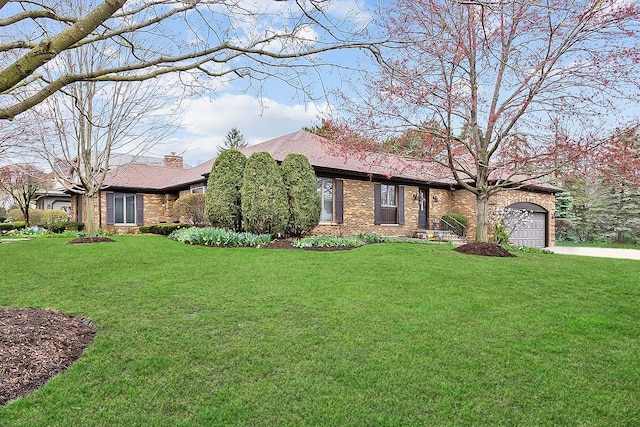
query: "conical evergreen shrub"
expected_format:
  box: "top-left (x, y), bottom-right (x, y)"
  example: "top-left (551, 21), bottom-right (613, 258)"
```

top-left (205, 149), bottom-right (246, 230)
top-left (280, 153), bottom-right (321, 236)
top-left (241, 152), bottom-right (289, 235)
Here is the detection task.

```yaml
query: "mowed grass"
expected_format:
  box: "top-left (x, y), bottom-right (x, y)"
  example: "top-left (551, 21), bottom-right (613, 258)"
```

top-left (1, 236), bottom-right (639, 426)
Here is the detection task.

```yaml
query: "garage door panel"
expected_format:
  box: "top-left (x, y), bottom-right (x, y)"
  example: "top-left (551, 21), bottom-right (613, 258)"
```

top-left (508, 212), bottom-right (546, 248)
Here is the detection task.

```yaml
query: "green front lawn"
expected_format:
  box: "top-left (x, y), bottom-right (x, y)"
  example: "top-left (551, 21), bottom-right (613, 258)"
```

top-left (1, 236), bottom-right (639, 426)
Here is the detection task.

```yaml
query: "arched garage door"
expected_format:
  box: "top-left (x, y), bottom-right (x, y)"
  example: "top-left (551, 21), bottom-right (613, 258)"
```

top-left (506, 202), bottom-right (547, 248)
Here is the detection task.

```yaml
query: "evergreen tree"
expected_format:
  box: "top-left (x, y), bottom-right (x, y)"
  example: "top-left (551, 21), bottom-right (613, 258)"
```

top-left (217, 128), bottom-right (248, 155)
top-left (205, 149), bottom-right (246, 231)
top-left (241, 152), bottom-right (289, 235)
top-left (280, 153), bottom-right (321, 237)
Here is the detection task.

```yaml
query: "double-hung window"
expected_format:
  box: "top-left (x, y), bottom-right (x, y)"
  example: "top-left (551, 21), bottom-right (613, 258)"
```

top-left (374, 183), bottom-right (404, 225)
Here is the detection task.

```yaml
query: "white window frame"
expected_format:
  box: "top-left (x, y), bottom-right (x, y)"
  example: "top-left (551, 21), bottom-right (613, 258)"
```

top-left (114, 193), bottom-right (137, 225)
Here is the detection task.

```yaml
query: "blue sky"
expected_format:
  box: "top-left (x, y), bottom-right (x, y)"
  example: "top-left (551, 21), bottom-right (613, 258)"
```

top-left (148, 0), bottom-right (377, 167)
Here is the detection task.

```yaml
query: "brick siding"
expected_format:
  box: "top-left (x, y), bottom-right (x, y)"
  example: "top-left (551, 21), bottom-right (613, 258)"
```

top-left (311, 179), bottom-right (556, 245)
top-left (312, 178), bottom-right (420, 237)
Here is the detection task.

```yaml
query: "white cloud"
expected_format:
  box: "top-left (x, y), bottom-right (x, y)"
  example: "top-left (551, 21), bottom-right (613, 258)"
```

top-left (154, 93), bottom-right (331, 165)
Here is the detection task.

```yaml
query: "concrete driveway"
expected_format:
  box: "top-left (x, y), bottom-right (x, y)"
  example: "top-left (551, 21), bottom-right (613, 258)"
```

top-left (545, 246), bottom-right (640, 260)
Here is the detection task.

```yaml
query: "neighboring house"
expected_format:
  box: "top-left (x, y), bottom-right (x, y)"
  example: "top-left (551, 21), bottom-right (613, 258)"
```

top-left (34, 188), bottom-right (71, 213)
top-left (69, 131), bottom-right (560, 247)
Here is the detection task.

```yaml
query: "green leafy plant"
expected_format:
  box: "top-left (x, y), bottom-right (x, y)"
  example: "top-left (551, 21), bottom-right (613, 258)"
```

top-left (493, 220), bottom-right (511, 246)
top-left (169, 226), bottom-right (271, 247)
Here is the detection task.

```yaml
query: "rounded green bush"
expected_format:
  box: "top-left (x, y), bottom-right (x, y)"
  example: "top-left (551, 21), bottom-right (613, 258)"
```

top-left (241, 152), bottom-right (289, 235)
top-left (205, 149), bottom-right (247, 231)
top-left (42, 209), bottom-right (68, 228)
top-left (280, 153), bottom-right (321, 237)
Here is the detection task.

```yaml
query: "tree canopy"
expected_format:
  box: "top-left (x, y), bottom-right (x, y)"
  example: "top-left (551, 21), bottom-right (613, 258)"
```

top-left (0, 0), bottom-right (378, 120)
top-left (340, 0), bottom-right (640, 242)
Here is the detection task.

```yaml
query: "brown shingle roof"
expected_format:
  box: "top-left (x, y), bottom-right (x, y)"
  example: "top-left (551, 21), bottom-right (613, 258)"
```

top-left (103, 130), bottom-right (560, 194)
top-left (103, 159), bottom-right (213, 191)
top-left (241, 130), bottom-right (457, 185)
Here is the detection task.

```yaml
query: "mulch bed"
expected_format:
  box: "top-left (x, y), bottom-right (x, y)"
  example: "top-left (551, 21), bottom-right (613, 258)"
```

top-left (0, 308), bottom-right (96, 408)
top-left (67, 236), bottom-right (116, 244)
top-left (454, 242), bottom-right (515, 257)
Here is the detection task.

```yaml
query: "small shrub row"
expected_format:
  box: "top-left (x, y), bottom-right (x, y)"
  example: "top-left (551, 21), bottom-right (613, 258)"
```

top-left (0, 221), bottom-right (26, 232)
top-left (46, 221), bottom-right (84, 233)
top-left (169, 227), bottom-right (271, 247)
top-left (294, 235), bottom-right (367, 248)
top-left (293, 234), bottom-right (433, 248)
top-left (140, 223), bottom-right (189, 235)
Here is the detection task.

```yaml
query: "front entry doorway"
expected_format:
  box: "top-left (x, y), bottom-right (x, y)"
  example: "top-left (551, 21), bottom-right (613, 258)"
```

top-left (418, 187), bottom-right (428, 229)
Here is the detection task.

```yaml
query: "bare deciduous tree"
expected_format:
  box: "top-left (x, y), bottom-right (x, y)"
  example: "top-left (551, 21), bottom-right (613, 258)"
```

top-left (0, 0), bottom-right (378, 120)
top-left (0, 163), bottom-right (51, 225)
top-left (342, 0), bottom-right (640, 242)
top-left (31, 28), bottom-right (180, 236)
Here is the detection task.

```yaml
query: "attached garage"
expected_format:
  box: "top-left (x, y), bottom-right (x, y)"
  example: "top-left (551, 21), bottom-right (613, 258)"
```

top-left (506, 202), bottom-right (548, 248)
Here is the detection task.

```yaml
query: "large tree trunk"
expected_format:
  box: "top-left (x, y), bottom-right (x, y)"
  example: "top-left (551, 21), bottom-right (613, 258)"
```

top-left (475, 193), bottom-right (489, 243)
top-left (85, 194), bottom-right (97, 237)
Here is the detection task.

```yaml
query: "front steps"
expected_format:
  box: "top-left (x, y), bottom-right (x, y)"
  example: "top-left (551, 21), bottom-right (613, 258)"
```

top-left (413, 229), bottom-right (467, 247)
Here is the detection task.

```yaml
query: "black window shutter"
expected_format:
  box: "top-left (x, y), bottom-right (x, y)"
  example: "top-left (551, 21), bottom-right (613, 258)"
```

top-left (106, 193), bottom-right (114, 225)
top-left (335, 179), bottom-right (344, 224)
top-left (374, 183), bottom-right (382, 225)
top-left (136, 194), bottom-right (144, 225)
top-left (398, 186), bottom-right (405, 225)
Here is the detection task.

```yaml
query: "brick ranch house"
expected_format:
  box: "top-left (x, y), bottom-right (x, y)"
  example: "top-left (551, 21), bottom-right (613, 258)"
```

top-left (69, 130), bottom-right (560, 247)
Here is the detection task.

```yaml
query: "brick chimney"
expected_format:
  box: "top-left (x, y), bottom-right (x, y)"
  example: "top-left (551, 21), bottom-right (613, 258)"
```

top-left (164, 152), bottom-right (183, 169)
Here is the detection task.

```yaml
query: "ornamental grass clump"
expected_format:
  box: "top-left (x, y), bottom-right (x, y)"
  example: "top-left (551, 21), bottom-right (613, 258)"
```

top-left (169, 226), bottom-right (270, 247)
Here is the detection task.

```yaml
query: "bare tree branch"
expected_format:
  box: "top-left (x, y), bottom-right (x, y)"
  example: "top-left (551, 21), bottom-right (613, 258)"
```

top-left (0, 0), bottom-right (379, 119)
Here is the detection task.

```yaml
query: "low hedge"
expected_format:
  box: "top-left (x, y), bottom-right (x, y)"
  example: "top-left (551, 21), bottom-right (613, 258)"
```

top-left (0, 223), bottom-right (15, 232)
top-left (46, 221), bottom-right (84, 233)
top-left (140, 223), bottom-right (189, 235)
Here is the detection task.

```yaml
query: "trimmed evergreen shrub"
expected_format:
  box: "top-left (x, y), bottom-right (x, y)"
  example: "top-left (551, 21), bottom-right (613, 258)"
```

top-left (174, 193), bottom-right (208, 226)
top-left (0, 223), bottom-right (14, 232)
top-left (12, 221), bottom-right (26, 229)
top-left (280, 153), bottom-right (321, 237)
top-left (146, 223), bottom-right (189, 235)
top-left (205, 149), bottom-right (246, 231)
top-left (241, 152), bottom-right (289, 235)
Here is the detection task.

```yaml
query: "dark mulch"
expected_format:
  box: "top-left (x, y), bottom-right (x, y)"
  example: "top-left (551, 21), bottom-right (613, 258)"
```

top-left (266, 238), bottom-right (356, 251)
top-left (0, 308), bottom-right (96, 408)
top-left (454, 242), bottom-right (515, 257)
top-left (66, 236), bottom-right (116, 244)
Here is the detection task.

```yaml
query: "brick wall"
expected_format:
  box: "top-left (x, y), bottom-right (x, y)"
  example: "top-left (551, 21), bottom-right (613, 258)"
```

top-left (72, 191), bottom-right (179, 234)
top-left (429, 188), bottom-right (556, 244)
top-left (312, 178), bottom-right (420, 237)
top-left (490, 189), bottom-right (556, 246)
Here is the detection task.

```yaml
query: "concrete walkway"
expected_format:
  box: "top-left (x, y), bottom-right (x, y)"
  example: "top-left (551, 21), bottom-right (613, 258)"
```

top-left (545, 246), bottom-right (640, 260)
